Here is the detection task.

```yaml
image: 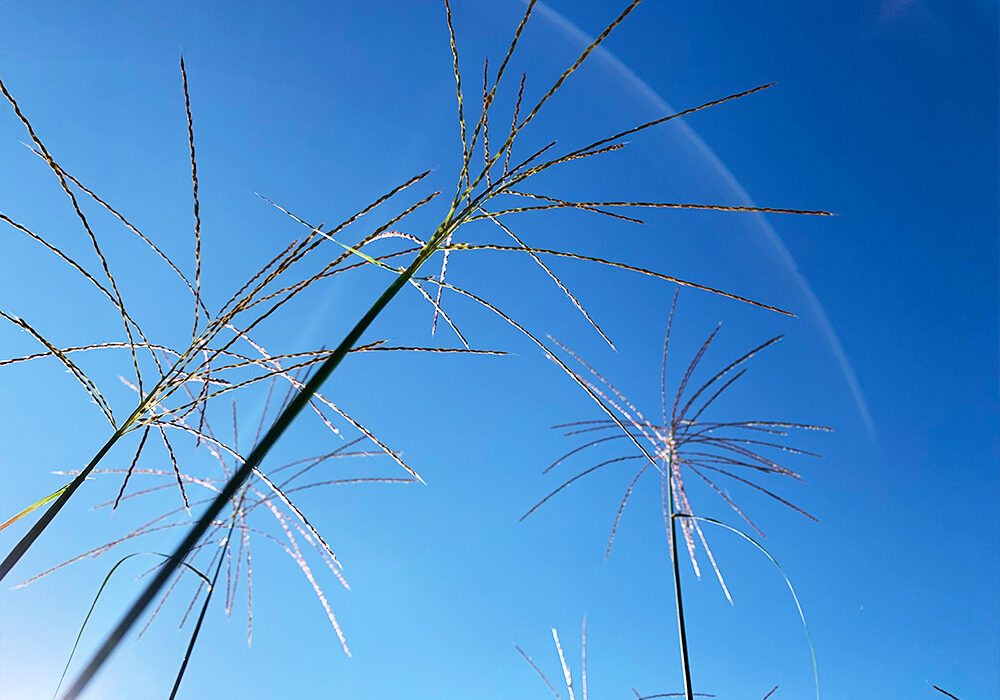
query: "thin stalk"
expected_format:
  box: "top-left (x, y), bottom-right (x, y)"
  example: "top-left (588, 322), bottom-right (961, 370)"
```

top-left (168, 493), bottom-right (243, 700)
top-left (667, 445), bottom-right (695, 700)
top-left (60, 215), bottom-right (458, 699)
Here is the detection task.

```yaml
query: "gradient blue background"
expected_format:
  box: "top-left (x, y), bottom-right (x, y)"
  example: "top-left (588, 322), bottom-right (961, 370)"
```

top-left (0, 2), bottom-right (996, 699)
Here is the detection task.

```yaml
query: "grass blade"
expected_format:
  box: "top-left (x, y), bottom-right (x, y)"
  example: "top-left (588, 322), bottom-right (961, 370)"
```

top-left (677, 514), bottom-right (819, 700)
top-left (52, 552), bottom-right (209, 699)
top-left (0, 483), bottom-right (71, 533)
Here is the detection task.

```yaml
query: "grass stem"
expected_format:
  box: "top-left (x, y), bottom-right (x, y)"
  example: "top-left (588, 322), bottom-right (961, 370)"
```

top-left (668, 453), bottom-right (695, 700)
top-left (168, 495), bottom-right (243, 700)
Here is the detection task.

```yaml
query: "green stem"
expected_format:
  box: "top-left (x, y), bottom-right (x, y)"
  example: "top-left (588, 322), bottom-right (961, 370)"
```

top-left (667, 453), bottom-right (695, 700)
top-left (60, 219), bottom-right (455, 700)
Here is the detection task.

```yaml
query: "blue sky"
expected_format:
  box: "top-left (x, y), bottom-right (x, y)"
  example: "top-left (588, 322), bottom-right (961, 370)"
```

top-left (0, 1), bottom-right (996, 699)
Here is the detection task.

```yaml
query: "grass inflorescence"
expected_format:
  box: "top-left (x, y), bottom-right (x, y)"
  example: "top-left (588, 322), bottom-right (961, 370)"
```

top-left (523, 290), bottom-right (829, 698)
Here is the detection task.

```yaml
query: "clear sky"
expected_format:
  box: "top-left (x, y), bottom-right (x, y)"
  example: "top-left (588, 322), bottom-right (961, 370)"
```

top-left (0, 1), bottom-right (996, 699)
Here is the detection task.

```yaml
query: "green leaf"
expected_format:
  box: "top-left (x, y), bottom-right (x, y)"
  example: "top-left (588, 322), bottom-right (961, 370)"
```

top-left (0, 483), bottom-right (71, 533)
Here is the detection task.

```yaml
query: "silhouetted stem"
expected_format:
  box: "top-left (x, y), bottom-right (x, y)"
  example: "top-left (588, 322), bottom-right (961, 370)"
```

top-left (668, 453), bottom-right (695, 700)
top-left (168, 494), bottom-right (243, 700)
